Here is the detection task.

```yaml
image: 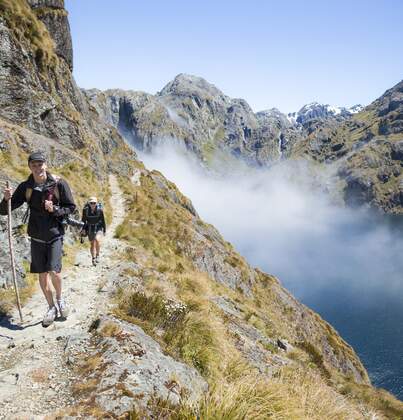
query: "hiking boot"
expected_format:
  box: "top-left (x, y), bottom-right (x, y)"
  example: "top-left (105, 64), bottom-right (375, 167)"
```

top-left (57, 298), bottom-right (69, 319)
top-left (42, 306), bottom-right (57, 327)
top-left (95, 255), bottom-right (100, 264)
top-left (92, 257), bottom-right (96, 266)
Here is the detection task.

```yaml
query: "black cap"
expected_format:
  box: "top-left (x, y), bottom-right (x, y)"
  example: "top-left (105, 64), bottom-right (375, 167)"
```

top-left (28, 151), bottom-right (46, 163)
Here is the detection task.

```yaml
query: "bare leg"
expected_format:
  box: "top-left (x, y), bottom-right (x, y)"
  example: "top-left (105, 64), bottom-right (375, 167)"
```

top-left (49, 271), bottom-right (62, 300)
top-left (95, 238), bottom-right (101, 256)
top-left (38, 273), bottom-right (54, 307)
top-left (90, 240), bottom-right (96, 258)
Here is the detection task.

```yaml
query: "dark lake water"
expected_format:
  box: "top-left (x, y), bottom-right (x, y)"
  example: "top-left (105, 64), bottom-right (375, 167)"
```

top-left (141, 149), bottom-right (403, 400)
top-left (234, 213), bottom-right (403, 400)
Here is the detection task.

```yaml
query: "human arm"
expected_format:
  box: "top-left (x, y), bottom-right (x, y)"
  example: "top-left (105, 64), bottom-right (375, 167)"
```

top-left (0, 182), bottom-right (27, 215)
top-left (100, 209), bottom-right (106, 233)
top-left (81, 207), bottom-right (88, 233)
top-left (51, 179), bottom-right (76, 217)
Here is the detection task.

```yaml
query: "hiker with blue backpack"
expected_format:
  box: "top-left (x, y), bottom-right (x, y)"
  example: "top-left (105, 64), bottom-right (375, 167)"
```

top-left (81, 197), bottom-right (106, 266)
top-left (0, 152), bottom-right (76, 327)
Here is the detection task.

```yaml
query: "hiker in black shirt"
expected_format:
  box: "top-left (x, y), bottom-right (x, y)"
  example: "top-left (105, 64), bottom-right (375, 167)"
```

top-left (81, 196), bottom-right (106, 266)
top-left (0, 152), bottom-right (76, 327)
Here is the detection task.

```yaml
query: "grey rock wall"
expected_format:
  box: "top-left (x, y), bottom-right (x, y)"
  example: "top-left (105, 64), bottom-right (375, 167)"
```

top-left (28, 0), bottom-right (73, 70)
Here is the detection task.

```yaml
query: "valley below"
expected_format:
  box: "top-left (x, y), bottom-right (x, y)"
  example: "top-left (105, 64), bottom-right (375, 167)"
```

top-left (141, 146), bottom-right (403, 400)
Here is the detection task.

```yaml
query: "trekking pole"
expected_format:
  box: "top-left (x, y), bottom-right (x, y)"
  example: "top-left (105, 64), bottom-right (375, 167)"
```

top-left (6, 181), bottom-right (23, 323)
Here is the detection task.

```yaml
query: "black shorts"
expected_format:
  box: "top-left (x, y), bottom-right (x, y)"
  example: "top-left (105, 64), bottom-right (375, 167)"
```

top-left (30, 237), bottom-right (63, 274)
top-left (87, 227), bottom-right (103, 242)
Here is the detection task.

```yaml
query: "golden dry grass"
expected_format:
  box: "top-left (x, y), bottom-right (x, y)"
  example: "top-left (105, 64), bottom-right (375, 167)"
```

top-left (131, 365), bottom-right (379, 420)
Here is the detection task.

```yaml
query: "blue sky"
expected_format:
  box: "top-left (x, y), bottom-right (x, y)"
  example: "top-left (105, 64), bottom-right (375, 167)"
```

top-left (65, 0), bottom-right (403, 113)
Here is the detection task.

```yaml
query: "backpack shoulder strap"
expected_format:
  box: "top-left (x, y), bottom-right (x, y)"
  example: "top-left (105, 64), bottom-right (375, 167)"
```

top-left (50, 174), bottom-right (61, 201)
top-left (25, 175), bottom-right (61, 204)
top-left (25, 187), bottom-right (33, 203)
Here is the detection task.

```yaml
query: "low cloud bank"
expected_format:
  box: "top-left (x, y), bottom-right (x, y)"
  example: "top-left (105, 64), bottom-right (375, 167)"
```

top-left (139, 143), bottom-right (403, 305)
top-left (139, 141), bottom-right (403, 396)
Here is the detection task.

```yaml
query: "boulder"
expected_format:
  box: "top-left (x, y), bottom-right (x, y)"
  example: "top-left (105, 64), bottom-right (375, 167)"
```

top-left (67, 316), bottom-right (208, 416)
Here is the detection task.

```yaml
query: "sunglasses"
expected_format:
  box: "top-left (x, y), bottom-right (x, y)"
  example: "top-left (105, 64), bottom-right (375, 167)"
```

top-left (89, 202), bottom-right (97, 204)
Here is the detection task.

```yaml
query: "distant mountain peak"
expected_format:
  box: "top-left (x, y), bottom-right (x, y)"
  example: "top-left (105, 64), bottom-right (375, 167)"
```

top-left (159, 73), bottom-right (224, 99)
top-left (287, 102), bottom-right (363, 125)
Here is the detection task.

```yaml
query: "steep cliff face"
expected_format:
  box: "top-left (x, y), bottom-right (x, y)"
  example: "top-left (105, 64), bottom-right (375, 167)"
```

top-left (0, 0), bottom-right (123, 170)
top-left (28, 0), bottom-right (73, 70)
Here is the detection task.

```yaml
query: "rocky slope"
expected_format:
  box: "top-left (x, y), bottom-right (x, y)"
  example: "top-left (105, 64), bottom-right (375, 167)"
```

top-left (0, 1), bottom-right (402, 417)
top-left (0, 176), bottom-right (207, 418)
top-left (290, 80), bottom-right (403, 212)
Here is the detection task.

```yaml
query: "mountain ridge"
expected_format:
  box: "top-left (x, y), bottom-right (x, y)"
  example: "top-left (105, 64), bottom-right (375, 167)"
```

top-left (86, 74), bottom-right (403, 213)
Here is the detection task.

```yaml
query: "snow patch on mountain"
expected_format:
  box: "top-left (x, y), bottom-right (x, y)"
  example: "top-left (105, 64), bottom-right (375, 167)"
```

top-left (287, 102), bottom-right (363, 125)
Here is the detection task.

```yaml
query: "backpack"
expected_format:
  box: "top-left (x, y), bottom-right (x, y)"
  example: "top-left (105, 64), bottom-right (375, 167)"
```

top-left (22, 174), bottom-right (61, 224)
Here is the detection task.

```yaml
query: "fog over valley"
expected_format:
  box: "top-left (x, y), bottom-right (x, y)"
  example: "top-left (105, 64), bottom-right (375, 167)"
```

top-left (140, 142), bottom-right (403, 398)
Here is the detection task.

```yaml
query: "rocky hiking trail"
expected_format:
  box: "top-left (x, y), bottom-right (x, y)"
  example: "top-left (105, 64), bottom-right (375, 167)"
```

top-left (0, 175), bottom-right (126, 418)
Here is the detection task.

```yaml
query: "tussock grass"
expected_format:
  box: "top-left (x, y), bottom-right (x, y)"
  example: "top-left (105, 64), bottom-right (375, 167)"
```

top-left (298, 341), bottom-right (331, 379)
top-left (116, 288), bottom-right (222, 378)
top-left (119, 289), bottom-right (187, 330)
top-left (164, 311), bottom-right (221, 377)
top-left (72, 378), bottom-right (99, 397)
top-left (99, 320), bottom-right (122, 338)
top-left (132, 366), bottom-right (376, 420)
top-left (340, 380), bottom-right (403, 419)
top-left (115, 263), bottom-right (234, 380)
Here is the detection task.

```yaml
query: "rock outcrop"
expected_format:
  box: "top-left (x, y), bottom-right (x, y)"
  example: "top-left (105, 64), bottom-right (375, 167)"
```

top-left (66, 316), bottom-right (208, 417)
top-left (28, 0), bottom-right (73, 70)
